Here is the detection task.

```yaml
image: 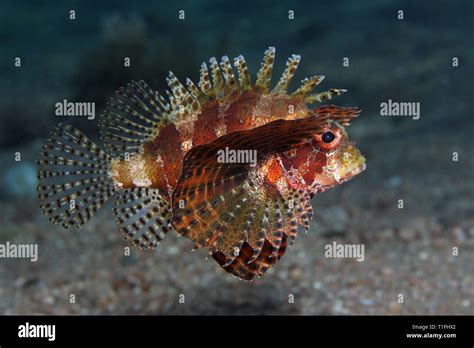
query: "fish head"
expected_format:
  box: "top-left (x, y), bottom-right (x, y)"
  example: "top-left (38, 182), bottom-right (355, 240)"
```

top-left (309, 120), bottom-right (366, 189)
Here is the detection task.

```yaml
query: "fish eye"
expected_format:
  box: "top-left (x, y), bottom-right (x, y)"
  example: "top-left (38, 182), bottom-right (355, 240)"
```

top-left (322, 131), bottom-right (336, 143)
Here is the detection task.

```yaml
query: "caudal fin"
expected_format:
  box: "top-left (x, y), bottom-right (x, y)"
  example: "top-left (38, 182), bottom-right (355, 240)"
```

top-left (36, 123), bottom-right (116, 228)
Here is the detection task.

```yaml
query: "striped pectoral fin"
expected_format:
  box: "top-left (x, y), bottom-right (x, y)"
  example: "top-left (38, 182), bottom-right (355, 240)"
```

top-left (211, 195), bottom-right (252, 266)
top-left (37, 123), bottom-right (116, 228)
top-left (171, 117), bottom-right (323, 280)
top-left (277, 233), bottom-right (289, 260)
top-left (171, 163), bottom-right (249, 249)
top-left (212, 183), bottom-right (313, 280)
top-left (113, 187), bottom-right (172, 250)
top-left (244, 205), bottom-right (267, 262)
top-left (266, 202), bottom-right (285, 257)
top-left (217, 193), bottom-right (295, 280)
top-left (213, 239), bottom-right (283, 281)
top-left (214, 199), bottom-right (302, 281)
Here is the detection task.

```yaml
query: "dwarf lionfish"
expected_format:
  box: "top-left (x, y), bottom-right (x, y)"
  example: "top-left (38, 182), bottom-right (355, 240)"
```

top-left (37, 47), bottom-right (366, 280)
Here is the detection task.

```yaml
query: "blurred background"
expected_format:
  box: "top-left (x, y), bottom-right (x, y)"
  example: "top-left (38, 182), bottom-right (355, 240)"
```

top-left (0, 0), bottom-right (473, 314)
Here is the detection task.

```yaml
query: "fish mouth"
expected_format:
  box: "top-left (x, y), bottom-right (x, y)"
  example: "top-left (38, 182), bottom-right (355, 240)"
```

top-left (341, 155), bottom-right (366, 180)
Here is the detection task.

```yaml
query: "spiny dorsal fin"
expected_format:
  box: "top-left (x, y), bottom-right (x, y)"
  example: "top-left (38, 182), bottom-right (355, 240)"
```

top-left (166, 72), bottom-right (201, 123)
top-left (155, 90), bottom-right (171, 112)
top-left (292, 75), bottom-right (325, 98)
top-left (233, 55), bottom-right (251, 89)
top-left (186, 77), bottom-right (202, 99)
top-left (255, 46), bottom-right (276, 92)
top-left (198, 62), bottom-right (212, 95)
top-left (272, 54), bottom-right (301, 94)
top-left (220, 55), bottom-right (238, 93)
top-left (305, 88), bottom-right (347, 104)
top-left (209, 57), bottom-right (224, 97)
top-left (166, 71), bottom-right (189, 106)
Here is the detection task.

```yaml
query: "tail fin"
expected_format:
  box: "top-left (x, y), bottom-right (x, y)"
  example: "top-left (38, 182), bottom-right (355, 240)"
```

top-left (37, 123), bottom-right (116, 228)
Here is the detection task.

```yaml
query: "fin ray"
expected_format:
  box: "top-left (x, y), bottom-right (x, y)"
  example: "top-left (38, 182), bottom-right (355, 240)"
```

top-left (99, 80), bottom-right (166, 157)
top-left (292, 75), bottom-right (325, 97)
top-left (255, 46), bottom-right (276, 92)
top-left (37, 123), bottom-right (116, 228)
top-left (272, 54), bottom-right (300, 93)
top-left (233, 55), bottom-right (251, 89)
top-left (305, 88), bottom-right (347, 104)
top-left (113, 188), bottom-right (172, 250)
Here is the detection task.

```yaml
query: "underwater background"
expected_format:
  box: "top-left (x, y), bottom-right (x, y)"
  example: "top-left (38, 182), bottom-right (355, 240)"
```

top-left (0, 0), bottom-right (473, 314)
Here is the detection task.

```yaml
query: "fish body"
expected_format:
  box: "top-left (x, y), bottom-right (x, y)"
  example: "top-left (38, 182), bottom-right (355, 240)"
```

top-left (37, 47), bottom-right (365, 280)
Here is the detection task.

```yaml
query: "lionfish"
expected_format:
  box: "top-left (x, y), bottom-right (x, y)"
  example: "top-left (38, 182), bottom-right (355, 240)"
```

top-left (37, 47), bottom-right (366, 281)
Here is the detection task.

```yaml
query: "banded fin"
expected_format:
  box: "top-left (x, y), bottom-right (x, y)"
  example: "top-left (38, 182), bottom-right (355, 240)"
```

top-left (266, 202), bottom-right (285, 257)
top-left (166, 71), bottom-right (201, 128)
top-left (277, 233), bottom-right (288, 260)
top-left (233, 55), bottom-right (251, 89)
top-left (186, 77), bottom-right (202, 99)
top-left (99, 80), bottom-right (166, 157)
top-left (272, 54), bottom-right (301, 94)
top-left (313, 105), bottom-right (361, 126)
top-left (283, 197), bottom-right (300, 245)
top-left (255, 46), bottom-right (276, 92)
top-left (37, 123), bottom-right (116, 228)
top-left (213, 198), bottom-right (293, 281)
top-left (171, 115), bottom-right (325, 280)
top-left (290, 188), bottom-right (312, 232)
top-left (245, 204), bottom-right (267, 262)
top-left (155, 91), bottom-right (171, 112)
top-left (198, 62), bottom-right (212, 95)
top-left (172, 169), bottom-right (249, 248)
top-left (209, 57), bottom-right (224, 97)
top-left (220, 55), bottom-right (238, 93)
top-left (292, 75), bottom-right (325, 98)
top-left (113, 188), bottom-right (172, 250)
top-left (211, 193), bottom-right (250, 266)
top-left (166, 71), bottom-right (189, 106)
top-left (305, 88), bottom-right (347, 104)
